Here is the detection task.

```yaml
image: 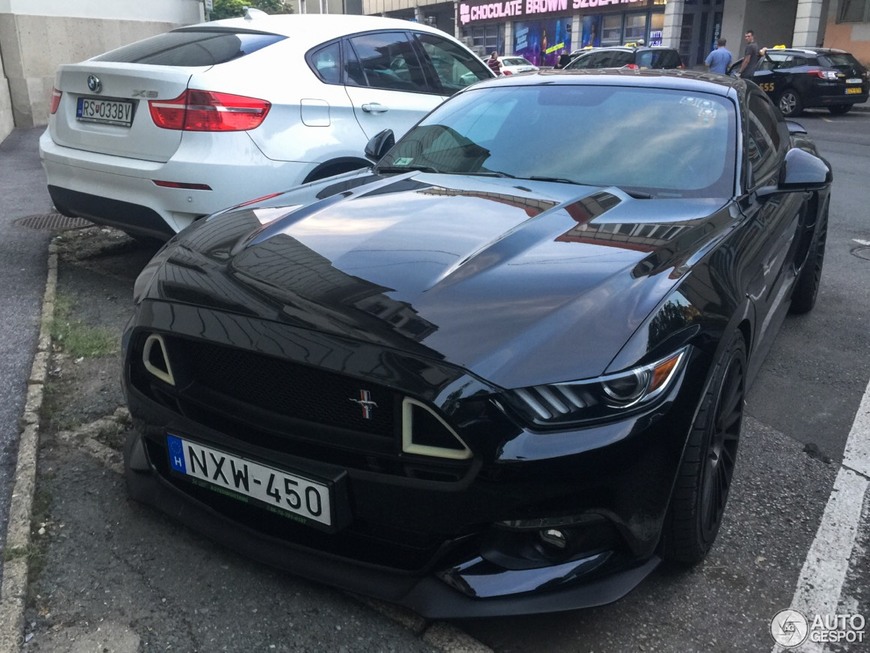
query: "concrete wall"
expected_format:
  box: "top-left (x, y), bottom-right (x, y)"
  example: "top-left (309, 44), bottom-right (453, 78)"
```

top-left (0, 34), bottom-right (12, 137)
top-left (0, 0), bottom-right (203, 141)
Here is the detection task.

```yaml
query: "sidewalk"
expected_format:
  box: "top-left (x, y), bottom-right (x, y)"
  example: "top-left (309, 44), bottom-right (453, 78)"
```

top-left (0, 128), bottom-right (53, 653)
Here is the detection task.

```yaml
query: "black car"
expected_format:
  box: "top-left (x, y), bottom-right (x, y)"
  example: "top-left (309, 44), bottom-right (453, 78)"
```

top-left (122, 70), bottom-right (831, 618)
top-left (564, 45), bottom-right (683, 70)
top-left (736, 46), bottom-right (869, 116)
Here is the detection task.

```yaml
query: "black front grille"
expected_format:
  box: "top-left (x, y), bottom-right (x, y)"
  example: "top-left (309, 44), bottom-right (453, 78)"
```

top-left (182, 339), bottom-right (395, 438)
top-left (129, 333), bottom-right (474, 482)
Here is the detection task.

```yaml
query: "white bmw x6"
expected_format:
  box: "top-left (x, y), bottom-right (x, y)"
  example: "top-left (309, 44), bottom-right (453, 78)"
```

top-left (39, 12), bottom-right (492, 240)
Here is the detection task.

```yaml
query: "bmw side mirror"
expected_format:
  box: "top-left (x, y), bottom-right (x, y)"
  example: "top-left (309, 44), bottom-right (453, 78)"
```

top-left (365, 129), bottom-right (395, 163)
top-left (757, 147), bottom-right (832, 198)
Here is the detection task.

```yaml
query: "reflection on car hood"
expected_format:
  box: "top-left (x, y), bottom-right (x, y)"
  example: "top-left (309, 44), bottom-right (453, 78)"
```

top-left (153, 173), bottom-right (731, 387)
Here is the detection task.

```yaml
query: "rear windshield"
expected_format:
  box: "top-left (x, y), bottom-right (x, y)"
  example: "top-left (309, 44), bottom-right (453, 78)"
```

top-left (818, 53), bottom-right (865, 70)
top-left (92, 29), bottom-right (285, 66)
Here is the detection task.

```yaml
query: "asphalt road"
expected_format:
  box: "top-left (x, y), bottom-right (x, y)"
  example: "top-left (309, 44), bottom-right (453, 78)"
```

top-left (1, 109), bottom-right (869, 652)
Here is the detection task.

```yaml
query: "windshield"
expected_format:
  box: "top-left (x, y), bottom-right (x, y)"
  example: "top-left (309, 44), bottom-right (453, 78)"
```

top-left (378, 83), bottom-right (737, 198)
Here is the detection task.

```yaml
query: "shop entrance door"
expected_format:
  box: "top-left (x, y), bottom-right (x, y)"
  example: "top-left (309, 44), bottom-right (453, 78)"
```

top-left (679, 0), bottom-right (725, 67)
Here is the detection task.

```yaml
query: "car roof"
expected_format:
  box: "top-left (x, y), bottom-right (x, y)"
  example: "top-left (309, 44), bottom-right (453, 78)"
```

top-left (767, 46), bottom-right (852, 56)
top-left (570, 45), bottom-right (677, 55)
top-left (177, 13), bottom-right (446, 41)
top-left (471, 68), bottom-right (742, 96)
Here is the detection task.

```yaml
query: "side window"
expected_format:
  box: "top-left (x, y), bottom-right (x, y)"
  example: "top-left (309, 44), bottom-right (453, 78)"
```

top-left (636, 51), bottom-right (654, 68)
top-left (347, 32), bottom-right (427, 92)
top-left (610, 52), bottom-right (634, 67)
top-left (308, 41), bottom-right (341, 85)
top-left (662, 50), bottom-right (682, 68)
top-left (414, 33), bottom-right (491, 95)
top-left (746, 92), bottom-right (783, 185)
top-left (573, 53), bottom-right (600, 68)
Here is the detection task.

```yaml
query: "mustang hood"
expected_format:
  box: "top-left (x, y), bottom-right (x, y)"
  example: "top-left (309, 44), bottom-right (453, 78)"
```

top-left (153, 173), bottom-right (732, 388)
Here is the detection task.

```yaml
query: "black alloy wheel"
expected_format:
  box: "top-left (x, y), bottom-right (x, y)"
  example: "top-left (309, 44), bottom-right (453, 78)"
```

top-left (660, 333), bottom-right (746, 565)
top-left (778, 89), bottom-right (803, 117)
top-left (789, 205), bottom-right (828, 314)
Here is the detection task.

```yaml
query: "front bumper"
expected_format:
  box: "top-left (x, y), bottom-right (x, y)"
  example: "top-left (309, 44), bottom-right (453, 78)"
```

top-left (125, 427), bottom-right (660, 618)
top-left (121, 297), bottom-right (708, 616)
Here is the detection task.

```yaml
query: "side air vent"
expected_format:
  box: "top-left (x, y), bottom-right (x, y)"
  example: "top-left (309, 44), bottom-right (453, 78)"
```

top-left (143, 334), bottom-right (175, 386)
top-left (402, 398), bottom-right (471, 460)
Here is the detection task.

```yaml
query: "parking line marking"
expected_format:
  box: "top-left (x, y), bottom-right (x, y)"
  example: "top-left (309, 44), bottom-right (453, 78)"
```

top-left (772, 379), bottom-right (870, 652)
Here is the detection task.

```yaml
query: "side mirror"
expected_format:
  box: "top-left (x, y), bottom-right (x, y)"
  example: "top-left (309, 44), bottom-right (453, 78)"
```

top-left (757, 147), bottom-right (832, 198)
top-left (365, 129), bottom-right (395, 163)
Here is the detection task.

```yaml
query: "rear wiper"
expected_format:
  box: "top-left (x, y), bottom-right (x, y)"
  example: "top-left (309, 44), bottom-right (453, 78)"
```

top-left (376, 164), bottom-right (440, 174)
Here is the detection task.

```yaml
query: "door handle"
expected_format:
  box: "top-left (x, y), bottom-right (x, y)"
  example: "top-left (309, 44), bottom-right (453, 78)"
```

top-left (362, 103), bottom-right (389, 114)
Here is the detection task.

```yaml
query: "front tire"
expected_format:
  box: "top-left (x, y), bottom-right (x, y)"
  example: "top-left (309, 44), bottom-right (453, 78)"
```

top-left (789, 206), bottom-right (828, 314)
top-left (660, 333), bottom-right (746, 565)
top-left (778, 89), bottom-right (803, 117)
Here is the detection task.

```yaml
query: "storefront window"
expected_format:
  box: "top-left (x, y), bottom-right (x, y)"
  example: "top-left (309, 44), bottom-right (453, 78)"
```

top-left (514, 19), bottom-right (572, 66)
top-left (624, 14), bottom-right (648, 44)
top-left (649, 12), bottom-right (665, 45)
top-left (579, 16), bottom-right (602, 48)
top-left (470, 25), bottom-right (502, 56)
top-left (601, 14), bottom-right (623, 46)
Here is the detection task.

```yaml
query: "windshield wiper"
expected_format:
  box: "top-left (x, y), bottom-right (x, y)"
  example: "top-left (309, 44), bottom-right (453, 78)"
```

top-left (524, 175), bottom-right (584, 185)
top-left (376, 164), bottom-right (440, 174)
top-left (612, 187), bottom-right (654, 199)
top-left (464, 170), bottom-right (519, 178)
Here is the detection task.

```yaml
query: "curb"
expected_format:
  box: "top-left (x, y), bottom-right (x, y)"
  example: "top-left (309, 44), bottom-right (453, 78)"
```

top-left (0, 242), bottom-right (56, 652)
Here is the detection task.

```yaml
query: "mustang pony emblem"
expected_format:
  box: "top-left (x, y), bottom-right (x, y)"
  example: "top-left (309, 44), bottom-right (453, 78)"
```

top-left (348, 390), bottom-right (378, 420)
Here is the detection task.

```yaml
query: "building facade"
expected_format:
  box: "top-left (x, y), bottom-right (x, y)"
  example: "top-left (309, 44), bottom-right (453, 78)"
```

top-left (363, 0), bottom-right (870, 70)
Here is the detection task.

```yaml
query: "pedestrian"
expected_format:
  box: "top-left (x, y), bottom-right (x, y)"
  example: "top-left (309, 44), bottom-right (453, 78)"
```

top-left (487, 51), bottom-right (502, 76)
top-left (737, 30), bottom-right (761, 78)
top-left (704, 38), bottom-right (733, 74)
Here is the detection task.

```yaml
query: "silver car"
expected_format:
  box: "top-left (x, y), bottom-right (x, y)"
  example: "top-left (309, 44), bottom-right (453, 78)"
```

top-left (40, 13), bottom-right (493, 239)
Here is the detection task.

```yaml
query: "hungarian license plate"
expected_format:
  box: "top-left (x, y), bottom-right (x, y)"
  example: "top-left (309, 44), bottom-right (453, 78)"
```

top-left (76, 96), bottom-right (134, 126)
top-left (167, 434), bottom-right (333, 526)
top-left (845, 87), bottom-right (862, 95)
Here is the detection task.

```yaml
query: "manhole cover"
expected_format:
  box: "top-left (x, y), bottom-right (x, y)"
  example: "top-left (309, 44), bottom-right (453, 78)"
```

top-left (15, 213), bottom-right (93, 231)
top-left (854, 247), bottom-right (870, 261)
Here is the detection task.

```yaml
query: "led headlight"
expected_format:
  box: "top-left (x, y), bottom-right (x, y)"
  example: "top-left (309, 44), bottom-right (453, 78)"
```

top-left (500, 347), bottom-right (689, 428)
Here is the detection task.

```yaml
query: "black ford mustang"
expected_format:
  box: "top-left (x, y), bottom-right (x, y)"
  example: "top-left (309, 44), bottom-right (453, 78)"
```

top-left (122, 70), bottom-right (832, 617)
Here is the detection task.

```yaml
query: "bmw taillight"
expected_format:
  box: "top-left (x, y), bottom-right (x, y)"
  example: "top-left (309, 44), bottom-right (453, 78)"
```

top-left (49, 88), bottom-right (62, 115)
top-left (149, 90), bottom-right (271, 131)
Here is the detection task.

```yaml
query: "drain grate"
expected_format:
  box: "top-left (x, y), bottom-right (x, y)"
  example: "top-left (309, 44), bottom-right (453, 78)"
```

top-left (15, 213), bottom-right (93, 231)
